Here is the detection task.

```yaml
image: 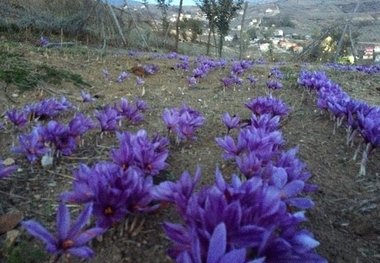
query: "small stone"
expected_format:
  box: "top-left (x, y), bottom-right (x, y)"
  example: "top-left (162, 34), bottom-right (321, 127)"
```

top-left (5, 230), bottom-right (20, 248)
top-left (0, 210), bottom-right (23, 234)
top-left (34, 194), bottom-right (41, 200)
top-left (2, 158), bottom-right (15, 166)
top-left (11, 93), bottom-right (19, 98)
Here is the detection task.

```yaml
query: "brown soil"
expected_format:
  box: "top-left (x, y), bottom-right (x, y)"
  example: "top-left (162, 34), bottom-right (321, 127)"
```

top-left (0, 45), bottom-right (379, 263)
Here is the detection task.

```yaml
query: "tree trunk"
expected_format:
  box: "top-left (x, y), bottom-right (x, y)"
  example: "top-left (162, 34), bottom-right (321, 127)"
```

top-left (239, 2), bottom-right (248, 59)
top-left (106, 0), bottom-right (127, 46)
top-left (218, 34), bottom-right (224, 57)
top-left (175, 0), bottom-right (183, 52)
top-left (206, 23), bottom-right (212, 55)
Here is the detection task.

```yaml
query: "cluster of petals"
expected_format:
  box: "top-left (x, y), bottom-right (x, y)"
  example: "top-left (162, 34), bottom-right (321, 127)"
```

top-left (154, 169), bottom-right (325, 263)
top-left (245, 96), bottom-right (290, 118)
top-left (13, 114), bottom-right (94, 162)
top-left (5, 97), bottom-right (73, 128)
top-left (162, 105), bottom-right (205, 141)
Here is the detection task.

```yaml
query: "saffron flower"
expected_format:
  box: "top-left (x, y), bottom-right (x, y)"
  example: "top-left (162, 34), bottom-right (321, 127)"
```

top-left (116, 71), bottom-right (130, 83)
top-left (266, 79), bottom-right (283, 90)
top-left (269, 67), bottom-right (284, 79)
top-left (222, 112), bottom-right (240, 133)
top-left (61, 162), bottom-right (157, 228)
top-left (136, 76), bottom-right (145, 86)
top-left (187, 76), bottom-right (197, 87)
top-left (0, 158), bottom-right (18, 179)
top-left (80, 90), bottom-right (95, 103)
top-left (115, 98), bottom-right (145, 124)
top-left (161, 169), bottom-right (326, 262)
top-left (68, 113), bottom-right (94, 137)
top-left (5, 108), bottom-right (29, 128)
top-left (247, 75), bottom-right (257, 87)
top-left (22, 203), bottom-right (104, 259)
top-left (110, 130), bottom-right (169, 176)
top-left (245, 96), bottom-right (290, 118)
top-left (43, 120), bottom-right (77, 156)
top-left (94, 105), bottom-right (121, 132)
top-left (28, 97), bottom-right (72, 120)
top-left (162, 105), bottom-right (205, 141)
top-left (39, 36), bottom-right (49, 47)
top-left (143, 64), bottom-right (159, 75)
top-left (13, 127), bottom-right (48, 163)
top-left (102, 68), bottom-right (111, 80)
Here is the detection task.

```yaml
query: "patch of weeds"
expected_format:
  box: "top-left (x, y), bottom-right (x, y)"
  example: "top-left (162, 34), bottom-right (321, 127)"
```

top-left (3, 238), bottom-right (48, 263)
top-left (0, 50), bottom-right (90, 91)
top-left (281, 65), bottom-right (298, 82)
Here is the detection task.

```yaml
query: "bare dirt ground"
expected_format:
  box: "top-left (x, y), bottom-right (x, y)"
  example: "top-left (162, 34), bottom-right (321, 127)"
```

top-left (0, 44), bottom-right (379, 263)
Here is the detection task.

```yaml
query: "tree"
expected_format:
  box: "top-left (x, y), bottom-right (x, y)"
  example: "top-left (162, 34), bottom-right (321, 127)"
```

top-left (214, 0), bottom-right (244, 57)
top-left (157, 0), bottom-right (172, 33)
top-left (175, 0), bottom-right (184, 51)
top-left (195, 0), bottom-right (218, 55)
top-left (246, 28), bottom-right (257, 40)
top-left (180, 18), bottom-right (203, 42)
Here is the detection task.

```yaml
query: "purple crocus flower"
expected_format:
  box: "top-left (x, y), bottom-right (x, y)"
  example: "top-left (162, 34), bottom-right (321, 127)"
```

top-left (131, 130), bottom-right (169, 176)
top-left (94, 105), bottom-right (121, 132)
top-left (220, 77), bottom-right (234, 89)
top-left (22, 203), bottom-right (104, 259)
top-left (152, 167), bottom-right (201, 216)
top-left (28, 97), bottom-right (72, 120)
top-left (143, 64), bottom-right (159, 75)
top-left (266, 79), bottom-right (283, 90)
top-left (222, 112), bottom-right (240, 133)
top-left (61, 162), bottom-right (157, 228)
top-left (136, 76), bottom-right (145, 86)
top-left (102, 68), bottom-right (111, 81)
top-left (68, 113), bottom-right (94, 137)
top-left (5, 108), bottom-right (29, 128)
top-left (115, 98), bottom-right (145, 124)
top-left (187, 76), bottom-right (197, 87)
top-left (39, 36), bottom-right (49, 47)
top-left (116, 71), bottom-right (130, 83)
top-left (0, 159), bottom-right (18, 179)
top-left (43, 120), bottom-right (77, 156)
top-left (162, 169), bottom-right (326, 262)
top-left (136, 99), bottom-right (148, 111)
top-left (245, 96), bottom-right (290, 118)
top-left (80, 90), bottom-right (95, 103)
top-left (269, 67), bottom-right (284, 79)
top-left (247, 75), bottom-right (257, 87)
top-left (163, 108), bottom-right (180, 133)
top-left (13, 127), bottom-right (48, 163)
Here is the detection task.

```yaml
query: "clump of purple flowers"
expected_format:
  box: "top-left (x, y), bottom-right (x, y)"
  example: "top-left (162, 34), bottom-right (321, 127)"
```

top-left (153, 168), bottom-right (326, 262)
top-left (13, 127), bottom-right (49, 164)
top-left (28, 97), bottom-right (73, 120)
top-left (110, 130), bottom-right (169, 176)
top-left (162, 105), bottom-right (205, 142)
top-left (115, 98), bottom-right (147, 125)
top-left (116, 71), bottom-right (130, 83)
top-left (298, 70), bottom-right (380, 176)
top-left (266, 67), bottom-right (284, 91)
top-left (22, 203), bottom-right (104, 260)
top-left (143, 64), bottom-right (159, 75)
top-left (5, 108), bottom-right (29, 128)
top-left (245, 96), bottom-right (290, 118)
top-left (61, 162), bottom-right (157, 228)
